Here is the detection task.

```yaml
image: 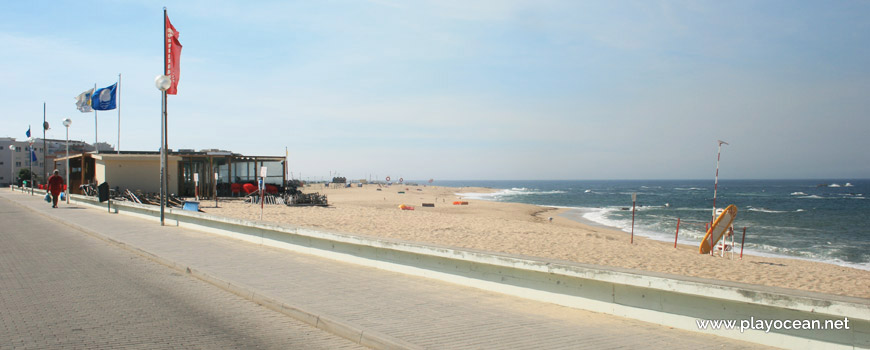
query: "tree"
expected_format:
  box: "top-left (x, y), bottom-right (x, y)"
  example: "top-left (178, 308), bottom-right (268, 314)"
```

top-left (18, 168), bottom-right (31, 181)
top-left (16, 168), bottom-right (30, 186)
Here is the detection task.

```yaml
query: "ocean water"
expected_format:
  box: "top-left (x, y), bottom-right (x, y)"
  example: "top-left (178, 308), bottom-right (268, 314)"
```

top-left (433, 179), bottom-right (870, 270)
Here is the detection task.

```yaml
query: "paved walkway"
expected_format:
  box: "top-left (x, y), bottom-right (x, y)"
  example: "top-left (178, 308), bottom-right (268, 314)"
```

top-left (0, 196), bottom-right (366, 350)
top-left (1, 189), bottom-right (770, 349)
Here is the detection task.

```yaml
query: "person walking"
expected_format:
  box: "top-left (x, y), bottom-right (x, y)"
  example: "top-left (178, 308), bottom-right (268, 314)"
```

top-left (47, 169), bottom-right (65, 208)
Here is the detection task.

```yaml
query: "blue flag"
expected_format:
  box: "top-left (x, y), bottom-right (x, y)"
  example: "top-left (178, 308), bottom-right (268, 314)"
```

top-left (92, 83), bottom-right (117, 111)
top-left (31, 149), bottom-right (37, 162)
top-left (25, 127), bottom-right (30, 138)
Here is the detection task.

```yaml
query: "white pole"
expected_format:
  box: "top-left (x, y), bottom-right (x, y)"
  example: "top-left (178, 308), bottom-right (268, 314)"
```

top-left (117, 73), bottom-right (121, 154)
top-left (65, 125), bottom-right (70, 204)
top-left (93, 83), bottom-right (98, 153)
top-left (711, 140), bottom-right (728, 224)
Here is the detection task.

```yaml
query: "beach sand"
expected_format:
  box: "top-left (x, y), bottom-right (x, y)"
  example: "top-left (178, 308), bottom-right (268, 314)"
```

top-left (205, 184), bottom-right (869, 299)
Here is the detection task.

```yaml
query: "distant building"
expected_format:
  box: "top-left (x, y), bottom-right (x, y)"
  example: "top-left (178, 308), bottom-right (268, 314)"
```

top-left (0, 137), bottom-right (109, 186)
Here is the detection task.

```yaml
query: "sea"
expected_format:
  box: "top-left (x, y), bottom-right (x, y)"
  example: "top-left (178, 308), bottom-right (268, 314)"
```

top-left (431, 179), bottom-right (870, 271)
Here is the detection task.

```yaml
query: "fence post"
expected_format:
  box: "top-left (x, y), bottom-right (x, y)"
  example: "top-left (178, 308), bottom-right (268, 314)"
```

top-left (674, 218), bottom-right (680, 248)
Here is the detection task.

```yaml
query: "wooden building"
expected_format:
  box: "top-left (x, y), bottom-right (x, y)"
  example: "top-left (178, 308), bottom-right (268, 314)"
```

top-left (54, 150), bottom-right (285, 198)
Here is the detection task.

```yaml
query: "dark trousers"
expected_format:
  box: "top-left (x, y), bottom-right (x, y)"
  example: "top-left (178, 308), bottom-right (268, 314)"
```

top-left (51, 191), bottom-right (60, 207)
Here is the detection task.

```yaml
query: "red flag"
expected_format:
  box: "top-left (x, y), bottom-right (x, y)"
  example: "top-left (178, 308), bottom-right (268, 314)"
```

top-left (165, 14), bottom-right (182, 95)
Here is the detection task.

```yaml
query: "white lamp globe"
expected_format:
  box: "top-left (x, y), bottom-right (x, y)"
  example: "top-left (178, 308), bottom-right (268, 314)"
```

top-left (155, 75), bottom-right (172, 91)
top-left (63, 118), bottom-right (72, 127)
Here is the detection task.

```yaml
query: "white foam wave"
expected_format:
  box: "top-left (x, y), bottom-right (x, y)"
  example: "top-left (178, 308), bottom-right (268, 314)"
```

top-left (672, 207), bottom-right (711, 212)
top-left (790, 192), bottom-right (807, 196)
top-left (455, 188), bottom-right (566, 200)
top-left (675, 187), bottom-right (705, 191)
top-left (747, 207), bottom-right (787, 214)
top-left (565, 208), bottom-right (870, 271)
top-left (844, 183), bottom-right (854, 187)
top-left (581, 207), bottom-right (626, 230)
top-left (453, 191), bottom-right (499, 200)
top-left (829, 183), bottom-right (841, 187)
top-left (798, 195), bottom-right (824, 199)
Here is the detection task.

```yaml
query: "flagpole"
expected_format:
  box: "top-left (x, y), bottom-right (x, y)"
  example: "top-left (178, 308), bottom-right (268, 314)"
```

top-left (159, 7), bottom-right (168, 225)
top-left (94, 83), bottom-right (98, 153)
top-left (43, 102), bottom-right (47, 184)
top-left (118, 73), bottom-right (121, 154)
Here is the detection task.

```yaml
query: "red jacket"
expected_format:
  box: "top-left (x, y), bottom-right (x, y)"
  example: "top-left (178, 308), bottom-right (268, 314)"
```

top-left (48, 174), bottom-right (65, 194)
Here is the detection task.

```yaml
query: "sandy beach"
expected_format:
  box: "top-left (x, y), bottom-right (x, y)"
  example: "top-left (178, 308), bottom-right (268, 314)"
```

top-left (205, 184), bottom-right (869, 299)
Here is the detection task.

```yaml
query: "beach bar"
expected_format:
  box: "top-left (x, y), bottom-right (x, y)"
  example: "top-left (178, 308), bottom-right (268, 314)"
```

top-left (54, 149), bottom-right (286, 198)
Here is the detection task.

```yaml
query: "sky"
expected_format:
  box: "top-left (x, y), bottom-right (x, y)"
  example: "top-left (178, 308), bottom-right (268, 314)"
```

top-left (2, 0), bottom-right (868, 181)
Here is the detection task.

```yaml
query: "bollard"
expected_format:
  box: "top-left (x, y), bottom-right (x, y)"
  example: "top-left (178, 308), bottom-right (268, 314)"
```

top-left (674, 218), bottom-right (680, 248)
top-left (740, 227), bottom-right (747, 259)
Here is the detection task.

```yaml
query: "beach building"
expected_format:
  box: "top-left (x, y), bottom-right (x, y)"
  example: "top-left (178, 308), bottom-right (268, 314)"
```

top-left (53, 149), bottom-right (286, 198)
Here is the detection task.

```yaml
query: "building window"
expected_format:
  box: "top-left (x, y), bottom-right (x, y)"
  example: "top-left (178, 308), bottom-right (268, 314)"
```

top-left (15, 162), bottom-right (21, 167)
top-left (16, 147), bottom-right (21, 152)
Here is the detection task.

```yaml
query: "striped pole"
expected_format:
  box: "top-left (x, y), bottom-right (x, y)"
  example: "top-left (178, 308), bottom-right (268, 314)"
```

top-left (711, 140), bottom-right (729, 224)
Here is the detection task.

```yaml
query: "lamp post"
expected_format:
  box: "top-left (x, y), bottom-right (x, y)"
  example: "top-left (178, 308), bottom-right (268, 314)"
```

top-left (155, 74), bottom-right (171, 226)
top-left (7, 144), bottom-right (14, 188)
top-left (63, 118), bottom-right (72, 204)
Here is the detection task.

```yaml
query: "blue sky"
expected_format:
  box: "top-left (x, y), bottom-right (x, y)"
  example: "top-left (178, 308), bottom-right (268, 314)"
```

top-left (2, 1), bottom-right (868, 180)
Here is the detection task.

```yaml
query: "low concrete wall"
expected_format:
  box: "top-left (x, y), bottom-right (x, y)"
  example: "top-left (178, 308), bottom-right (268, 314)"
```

top-left (69, 194), bottom-right (870, 349)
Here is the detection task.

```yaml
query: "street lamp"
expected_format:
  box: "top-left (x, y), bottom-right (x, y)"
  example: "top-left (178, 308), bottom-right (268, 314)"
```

top-left (63, 118), bottom-right (72, 204)
top-left (155, 74), bottom-right (170, 225)
top-left (7, 144), bottom-right (14, 189)
top-left (155, 75), bottom-right (171, 91)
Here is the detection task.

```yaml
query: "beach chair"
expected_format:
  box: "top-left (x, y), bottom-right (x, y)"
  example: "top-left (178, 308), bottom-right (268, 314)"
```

top-left (242, 183), bottom-right (257, 195)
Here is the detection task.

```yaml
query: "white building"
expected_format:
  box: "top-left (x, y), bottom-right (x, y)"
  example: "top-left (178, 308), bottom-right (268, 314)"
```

top-left (0, 137), bottom-right (110, 187)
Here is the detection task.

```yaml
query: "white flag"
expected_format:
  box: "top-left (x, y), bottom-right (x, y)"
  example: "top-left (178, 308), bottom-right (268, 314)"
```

top-left (75, 88), bottom-right (94, 113)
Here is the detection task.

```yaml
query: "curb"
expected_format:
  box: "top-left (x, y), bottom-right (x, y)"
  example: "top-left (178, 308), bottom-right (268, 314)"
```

top-left (8, 195), bottom-right (422, 350)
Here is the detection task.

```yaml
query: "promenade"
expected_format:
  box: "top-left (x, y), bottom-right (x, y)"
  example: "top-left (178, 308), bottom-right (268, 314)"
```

top-left (1, 189), bottom-right (768, 349)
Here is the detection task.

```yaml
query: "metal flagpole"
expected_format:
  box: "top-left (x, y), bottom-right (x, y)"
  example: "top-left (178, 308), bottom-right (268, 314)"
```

top-left (160, 7), bottom-right (166, 226)
top-left (118, 73), bottom-right (121, 154)
top-left (43, 103), bottom-right (47, 184)
top-left (711, 140), bottom-right (729, 224)
top-left (159, 7), bottom-right (167, 225)
top-left (160, 89), bottom-right (166, 225)
top-left (163, 10), bottom-right (170, 215)
top-left (93, 83), bottom-right (98, 153)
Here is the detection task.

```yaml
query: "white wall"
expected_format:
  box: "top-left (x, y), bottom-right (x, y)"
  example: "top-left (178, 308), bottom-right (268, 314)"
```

top-left (95, 155), bottom-right (180, 193)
